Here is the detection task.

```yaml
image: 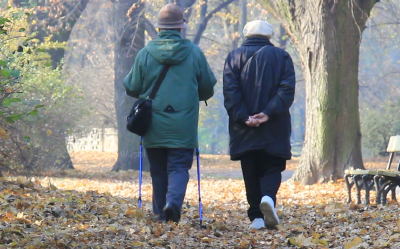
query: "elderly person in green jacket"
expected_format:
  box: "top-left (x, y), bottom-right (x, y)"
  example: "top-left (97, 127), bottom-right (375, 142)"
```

top-left (123, 4), bottom-right (216, 223)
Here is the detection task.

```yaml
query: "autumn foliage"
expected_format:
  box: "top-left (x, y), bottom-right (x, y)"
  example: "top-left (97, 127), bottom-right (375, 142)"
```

top-left (0, 152), bottom-right (399, 248)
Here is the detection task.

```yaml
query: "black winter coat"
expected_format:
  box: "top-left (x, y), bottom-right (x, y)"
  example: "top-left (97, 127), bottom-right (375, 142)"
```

top-left (223, 37), bottom-right (296, 160)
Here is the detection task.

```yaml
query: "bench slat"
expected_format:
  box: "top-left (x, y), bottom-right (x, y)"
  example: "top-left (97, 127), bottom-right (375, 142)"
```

top-left (377, 170), bottom-right (399, 177)
top-left (344, 169), bottom-right (378, 175)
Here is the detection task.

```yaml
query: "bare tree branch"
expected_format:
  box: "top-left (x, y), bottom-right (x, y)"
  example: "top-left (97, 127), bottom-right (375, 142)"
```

top-left (58, 0), bottom-right (90, 28)
top-left (192, 0), bottom-right (236, 45)
top-left (368, 22), bottom-right (400, 27)
top-left (143, 18), bottom-right (158, 40)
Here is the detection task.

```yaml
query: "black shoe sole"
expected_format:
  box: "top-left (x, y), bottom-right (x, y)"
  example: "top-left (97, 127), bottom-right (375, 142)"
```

top-left (164, 204), bottom-right (180, 223)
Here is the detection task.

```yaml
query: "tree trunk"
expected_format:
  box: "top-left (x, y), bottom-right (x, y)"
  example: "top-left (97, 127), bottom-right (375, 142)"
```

top-left (258, 0), bottom-right (379, 184)
top-left (22, 129), bottom-right (74, 170)
top-left (176, 0), bottom-right (197, 38)
top-left (41, 134), bottom-right (74, 169)
top-left (277, 24), bottom-right (287, 49)
top-left (112, 0), bottom-right (147, 172)
top-left (238, 0), bottom-right (247, 45)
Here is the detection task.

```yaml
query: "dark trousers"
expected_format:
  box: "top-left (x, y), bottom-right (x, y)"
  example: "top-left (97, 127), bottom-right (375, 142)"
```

top-left (240, 150), bottom-right (286, 221)
top-left (146, 148), bottom-right (194, 220)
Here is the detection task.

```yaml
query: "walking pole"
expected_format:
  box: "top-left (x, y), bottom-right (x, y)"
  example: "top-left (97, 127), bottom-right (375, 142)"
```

top-left (196, 147), bottom-right (205, 228)
top-left (138, 136), bottom-right (143, 208)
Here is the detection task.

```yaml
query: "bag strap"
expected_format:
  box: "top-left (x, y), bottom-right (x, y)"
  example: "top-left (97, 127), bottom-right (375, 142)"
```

top-left (240, 45), bottom-right (268, 74)
top-left (147, 65), bottom-right (170, 101)
top-left (246, 46), bottom-right (268, 66)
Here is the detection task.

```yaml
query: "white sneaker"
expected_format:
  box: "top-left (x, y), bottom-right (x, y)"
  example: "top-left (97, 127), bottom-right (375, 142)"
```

top-left (260, 196), bottom-right (279, 227)
top-left (248, 218), bottom-right (265, 230)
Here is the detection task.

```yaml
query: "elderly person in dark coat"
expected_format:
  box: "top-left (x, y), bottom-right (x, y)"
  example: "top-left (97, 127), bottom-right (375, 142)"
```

top-left (223, 20), bottom-right (296, 229)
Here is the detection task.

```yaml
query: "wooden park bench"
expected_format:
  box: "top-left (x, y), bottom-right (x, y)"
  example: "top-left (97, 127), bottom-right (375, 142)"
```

top-left (344, 135), bottom-right (400, 205)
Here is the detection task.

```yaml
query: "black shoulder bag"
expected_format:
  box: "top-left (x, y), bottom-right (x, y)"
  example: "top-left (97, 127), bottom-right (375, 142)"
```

top-left (126, 65), bottom-right (170, 136)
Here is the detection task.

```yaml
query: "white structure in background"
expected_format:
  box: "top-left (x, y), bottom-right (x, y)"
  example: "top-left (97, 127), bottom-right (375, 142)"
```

top-left (66, 128), bottom-right (118, 152)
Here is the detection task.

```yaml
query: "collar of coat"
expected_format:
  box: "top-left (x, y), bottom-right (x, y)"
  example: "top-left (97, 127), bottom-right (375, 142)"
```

top-left (242, 37), bottom-right (274, 47)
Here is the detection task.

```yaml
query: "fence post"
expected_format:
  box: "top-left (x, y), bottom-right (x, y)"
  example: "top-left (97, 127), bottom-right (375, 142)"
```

top-left (101, 124), bottom-right (105, 152)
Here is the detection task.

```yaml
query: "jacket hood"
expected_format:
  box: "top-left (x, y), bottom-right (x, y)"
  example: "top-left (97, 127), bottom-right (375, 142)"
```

top-left (146, 30), bottom-right (192, 65)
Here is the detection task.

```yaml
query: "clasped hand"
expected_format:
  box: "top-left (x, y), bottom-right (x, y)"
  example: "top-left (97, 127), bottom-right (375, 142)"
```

top-left (245, 112), bottom-right (269, 127)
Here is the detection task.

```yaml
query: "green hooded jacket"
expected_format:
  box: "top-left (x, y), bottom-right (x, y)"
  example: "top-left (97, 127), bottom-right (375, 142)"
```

top-left (123, 30), bottom-right (217, 148)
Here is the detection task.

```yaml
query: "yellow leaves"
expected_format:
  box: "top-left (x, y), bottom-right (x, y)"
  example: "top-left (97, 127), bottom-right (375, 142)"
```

top-left (201, 237), bottom-right (212, 242)
top-left (124, 207), bottom-right (135, 216)
top-left (210, 222), bottom-right (228, 231)
top-left (289, 234), bottom-right (313, 247)
top-left (289, 233), bottom-right (329, 247)
top-left (0, 212), bottom-right (14, 222)
top-left (82, 193), bottom-right (93, 202)
top-left (344, 237), bottom-right (362, 249)
top-left (74, 214), bottom-right (84, 220)
top-left (390, 233), bottom-right (400, 241)
top-left (17, 176), bottom-right (33, 188)
top-left (125, 207), bottom-right (144, 219)
top-left (362, 211), bottom-right (371, 218)
top-left (46, 129), bottom-right (53, 136)
top-left (349, 202), bottom-right (362, 210)
top-left (44, 34), bottom-right (53, 43)
top-left (106, 226), bottom-right (118, 232)
top-left (0, 196), bottom-right (7, 204)
top-left (141, 226), bottom-right (152, 234)
top-left (318, 239), bottom-right (329, 246)
top-left (312, 232), bottom-right (321, 240)
top-left (34, 220), bottom-right (43, 226)
top-left (239, 240), bottom-right (251, 248)
top-left (130, 241), bottom-right (145, 247)
top-left (0, 126), bottom-right (9, 140)
top-left (48, 182), bottom-right (57, 190)
top-left (16, 176), bottom-right (26, 185)
top-left (34, 180), bottom-right (42, 190)
top-left (16, 212), bottom-right (25, 219)
top-left (6, 241), bottom-right (18, 247)
top-left (3, 152), bottom-right (400, 247)
top-left (324, 202), bottom-right (342, 213)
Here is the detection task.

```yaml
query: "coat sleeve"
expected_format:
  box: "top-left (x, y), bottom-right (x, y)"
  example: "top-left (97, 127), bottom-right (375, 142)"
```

top-left (123, 50), bottom-right (144, 98)
top-left (223, 52), bottom-right (250, 124)
top-left (197, 49), bottom-right (217, 101)
top-left (262, 52), bottom-right (296, 117)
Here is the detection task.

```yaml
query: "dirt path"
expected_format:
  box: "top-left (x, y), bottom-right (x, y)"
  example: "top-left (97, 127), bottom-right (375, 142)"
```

top-left (70, 151), bottom-right (391, 183)
top-left (191, 168), bottom-right (295, 181)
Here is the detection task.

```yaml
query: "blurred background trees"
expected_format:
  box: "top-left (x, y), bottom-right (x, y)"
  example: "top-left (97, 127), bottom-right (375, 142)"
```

top-left (0, 5), bottom-right (86, 176)
top-left (1, 0), bottom-right (400, 181)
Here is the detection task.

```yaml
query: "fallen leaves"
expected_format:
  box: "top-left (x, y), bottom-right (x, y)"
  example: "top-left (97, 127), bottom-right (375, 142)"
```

top-left (0, 153), bottom-right (399, 248)
top-left (1, 174), bottom-right (399, 249)
top-left (344, 237), bottom-right (363, 249)
top-left (288, 233), bottom-right (329, 247)
top-left (0, 126), bottom-right (8, 140)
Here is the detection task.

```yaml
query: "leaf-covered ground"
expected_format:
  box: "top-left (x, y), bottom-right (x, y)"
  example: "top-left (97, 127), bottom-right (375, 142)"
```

top-left (1, 152), bottom-right (399, 248)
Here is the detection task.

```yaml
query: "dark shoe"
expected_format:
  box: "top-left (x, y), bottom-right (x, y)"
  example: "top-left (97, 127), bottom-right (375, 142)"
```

top-left (163, 203), bottom-right (180, 223)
